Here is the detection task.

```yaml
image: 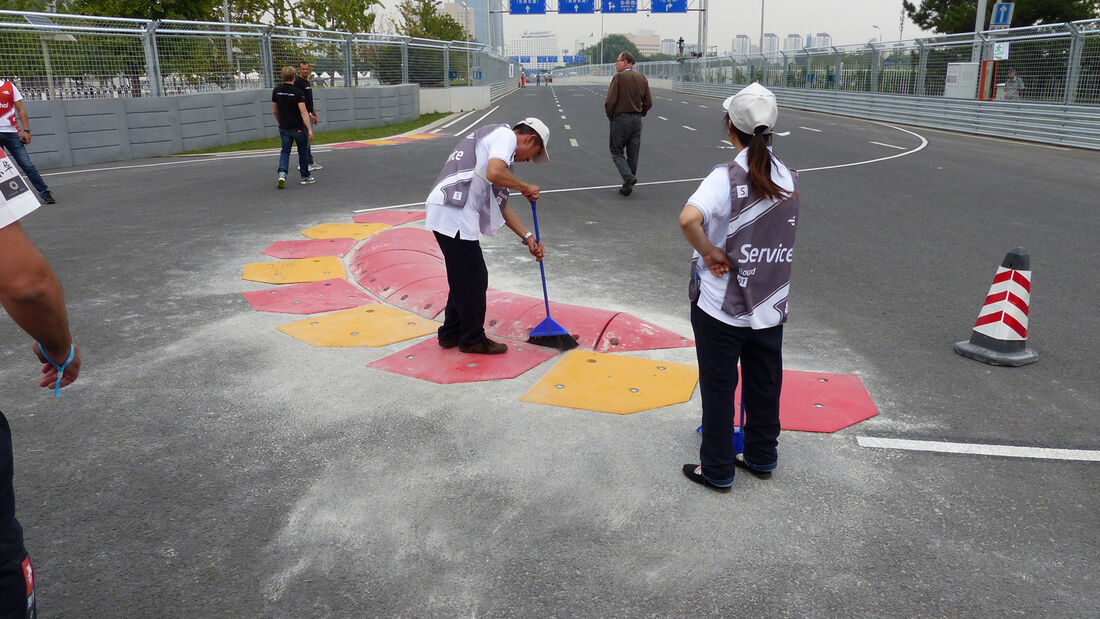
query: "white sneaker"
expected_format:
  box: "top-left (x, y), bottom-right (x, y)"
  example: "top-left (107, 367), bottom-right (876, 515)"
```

top-left (308, 163), bottom-right (323, 171)
top-left (277, 174), bottom-right (286, 189)
top-left (300, 176), bottom-right (316, 185)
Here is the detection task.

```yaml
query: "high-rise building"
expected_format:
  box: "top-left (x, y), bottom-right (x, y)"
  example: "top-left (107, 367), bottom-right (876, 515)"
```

top-left (762, 33), bottom-right (779, 53)
top-left (626, 32), bottom-right (660, 57)
top-left (732, 34), bottom-right (751, 56)
top-left (507, 31), bottom-right (560, 70)
top-left (442, 2), bottom-right (476, 41)
top-left (782, 34), bottom-right (803, 51)
top-left (660, 38), bottom-right (678, 55)
top-left (815, 32), bottom-right (833, 48)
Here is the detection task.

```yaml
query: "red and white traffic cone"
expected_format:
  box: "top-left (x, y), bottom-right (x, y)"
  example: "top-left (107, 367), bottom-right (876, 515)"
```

top-left (954, 247), bottom-right (1038, 367)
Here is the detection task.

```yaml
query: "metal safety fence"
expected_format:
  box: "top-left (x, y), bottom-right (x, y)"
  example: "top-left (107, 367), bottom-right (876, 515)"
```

top-left (558, 19), bottom-right (1100, 106)
top-left (0, 10), bottom-right (515, 100)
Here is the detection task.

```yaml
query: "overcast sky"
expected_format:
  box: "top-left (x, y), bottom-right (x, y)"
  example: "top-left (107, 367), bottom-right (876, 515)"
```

top-left (378, 1), bottom-right (934, 54)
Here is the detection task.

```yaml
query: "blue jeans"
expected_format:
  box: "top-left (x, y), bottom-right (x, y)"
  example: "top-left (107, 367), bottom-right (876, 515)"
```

top-left (691, 303), bottom-right (783, 484)
top-left (0, 132), bottom-right (48, 194)
top-left (278, 128), bottom-right (309, 178)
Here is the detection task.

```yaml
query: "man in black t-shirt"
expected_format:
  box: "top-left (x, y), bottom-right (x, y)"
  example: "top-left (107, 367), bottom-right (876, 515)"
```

top-left (294, 61), bottom-right (321, 171)
top-left (271, 65), bottom-right (315, 188)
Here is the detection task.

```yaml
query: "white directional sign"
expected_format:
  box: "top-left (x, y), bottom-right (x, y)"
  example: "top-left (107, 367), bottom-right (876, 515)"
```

top-left (990, 2), bottom-right (1014, 29)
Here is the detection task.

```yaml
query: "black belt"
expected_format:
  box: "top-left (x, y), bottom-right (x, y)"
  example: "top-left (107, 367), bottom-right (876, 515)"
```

top-left (614, 112), bottom-right (641, 117)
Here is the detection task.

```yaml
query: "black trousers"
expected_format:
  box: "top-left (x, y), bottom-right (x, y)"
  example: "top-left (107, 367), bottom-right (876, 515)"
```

top-left (691, 303), bottom-right (783, 483)
top-left (0, 413), bottom-right (33, 619)
top-left (434, 231), bottom-right (489, 346)
top-left (609, 113), bottom-right (642, 184)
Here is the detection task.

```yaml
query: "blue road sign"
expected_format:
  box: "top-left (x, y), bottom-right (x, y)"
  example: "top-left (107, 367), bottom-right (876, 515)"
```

top-left (575, 55), bottom-right (586, 62)
top-left (560, 0), bottom-right (595, 14)
top-left (990, 2), bottom-right (1014, 27)
top-left (649, 0), bottom-right (687, 13)
top-left (564, 55), bottom-right (574, 63)
top-left (510, 0), bottom-right (546, 15)
top-left (520, 56), bottom-right (531, 63)
top-left (547, 56), bottom-right (558, 63)
top-left (601, 0), bottom-right (637, 14)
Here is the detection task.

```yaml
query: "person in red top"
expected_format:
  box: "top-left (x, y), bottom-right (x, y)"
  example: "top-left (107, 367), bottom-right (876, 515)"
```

top-left (0, 80), bottom-right (53, 204)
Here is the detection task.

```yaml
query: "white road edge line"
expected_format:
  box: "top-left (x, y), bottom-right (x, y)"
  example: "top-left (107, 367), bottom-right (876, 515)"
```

top-left (799, 121), bottom-right (929, 172)
top-left (870, 140), bottom-right (907, 150)
top-left (455, 106), bottom-right (500, 135)
top-left (857, 436), bottom-right (1100, 462)
top-left (799, 126), bottom-right (823, 132)
top-left (440, 110), bottom-right (476, 129)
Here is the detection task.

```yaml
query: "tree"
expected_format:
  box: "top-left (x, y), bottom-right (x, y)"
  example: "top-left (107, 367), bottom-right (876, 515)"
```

top-left (902, 0), bottom-right (1100, 34)
top-left (579, 34), bottom-right (639, 65)
top-left (296, 0), bottom-right (382, 32)
top-left (392, 0), bottom-right (463, 41)
top-left (69, 0), bottom-right (219, 20)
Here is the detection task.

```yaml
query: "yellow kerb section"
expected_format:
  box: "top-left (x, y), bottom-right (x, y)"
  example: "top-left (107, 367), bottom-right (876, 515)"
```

top-left (242, 256), bottom-right (347, 284)
top-left (276, 305), bottom-right (438, 347)
top-left (522, 350), bottom-right (698, 414)
top-left (301, 223), bottom-right (391, 240)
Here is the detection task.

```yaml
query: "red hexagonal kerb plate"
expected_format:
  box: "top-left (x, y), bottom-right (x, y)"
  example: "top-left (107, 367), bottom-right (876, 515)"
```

top-left (596, 312), bottom-right (694, 353)
top-left (242, 278), bottom-right (376, 314)
top-left (369, 337), bottom-right (557, 384)
top-left (352, 210), bottom-right (426, 226)
top-left (261, 238), bottom-right (358, 259)
top-left (355, 227), bottom-right (442, 260)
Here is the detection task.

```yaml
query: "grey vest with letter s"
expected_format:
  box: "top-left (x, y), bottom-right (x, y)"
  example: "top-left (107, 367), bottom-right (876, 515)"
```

top-left (430, 124), bottom-right (511, 219)
top-left (690, 160), bottom-right (800, 325)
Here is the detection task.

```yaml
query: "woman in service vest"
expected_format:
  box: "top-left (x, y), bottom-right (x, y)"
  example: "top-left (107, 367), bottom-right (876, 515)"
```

top-left (678, 83), bottom-right (800, 491)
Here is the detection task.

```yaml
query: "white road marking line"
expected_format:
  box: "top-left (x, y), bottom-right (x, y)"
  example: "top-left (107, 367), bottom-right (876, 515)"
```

top-left (563, 124), bottom-right (571, 130)
top-left (799, 126), bottom-right (822, 132)
top-left (682, 125), bottom-right (696, 131)
top-left (681, 101), bottom-right (689, 104)
top-left (569, 138), bottom-right (579, 147)
top-left (799, 122), bottom-right (929, 172)
top-left (917, 125), bottom-right (1072, 151)
top-left (870, 140), bottom-right (907, 150)
top-left (721, 139), bottom-right (732, 145)
top-left (857, 436), bottom-right (1100, 462)
top-left (698, 105), bottom-right (707, 108)
top-left (561, 115), bottom-right (567, 119)
top-left (658, 116), bottom-right (668, 120)
top-left (440, 110), bottom-right (476, 129)
top-left (455, 105), bottom-right (500, 135)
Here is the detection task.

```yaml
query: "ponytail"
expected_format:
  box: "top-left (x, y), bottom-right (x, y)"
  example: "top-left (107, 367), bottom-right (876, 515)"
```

top-left (728, 116), bottom-right (790, 202)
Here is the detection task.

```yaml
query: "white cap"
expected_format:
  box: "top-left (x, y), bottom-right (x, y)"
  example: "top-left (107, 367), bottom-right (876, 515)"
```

top-left (516, 117), bottom-right (550, 165)
top-left (723, 82), bottom-right (778, 135)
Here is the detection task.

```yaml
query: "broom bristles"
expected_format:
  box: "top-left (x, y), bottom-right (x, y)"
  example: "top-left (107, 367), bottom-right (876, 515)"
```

top-left (527, 333), bottom-right (580, 351)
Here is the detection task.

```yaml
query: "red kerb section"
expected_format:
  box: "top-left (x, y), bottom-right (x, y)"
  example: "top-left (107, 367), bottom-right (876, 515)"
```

top-left (262, 238), bottom-right (358, 259)
top-left (242, 279), bottom-right (376, 314)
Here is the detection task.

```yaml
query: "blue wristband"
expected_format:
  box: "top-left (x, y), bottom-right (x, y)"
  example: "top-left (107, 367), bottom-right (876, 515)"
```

top-left (37, 342), bottom-right (74, 397)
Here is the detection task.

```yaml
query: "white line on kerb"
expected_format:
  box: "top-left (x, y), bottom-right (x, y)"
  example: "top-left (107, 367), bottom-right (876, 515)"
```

top-left (858, 436), bottom-right (1100, 462)
top-left (569, 138), bottom-right (579, 147)
top-left (799, 126), bottom-right (823, 132)
top-left (870, 141), bottom-right (907, 150)
top-left (682, 126), bottom-right (696, 131)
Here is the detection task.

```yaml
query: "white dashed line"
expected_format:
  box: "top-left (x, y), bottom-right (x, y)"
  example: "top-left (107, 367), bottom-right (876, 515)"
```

top-left (682, 126), bottom-right (696, 131)
top-left (569, 138), bottom-right (579, 147)
top-left (699, 105), bottom-right (707, 108)
top-left (858, 437), bottom-right (1100, 462)
top-left (870, 141), bottom-right (907, 150)
top-left (681, 101), bottom-right (689, 104)
top-left (561, 115), bottom-right (567, 119)
top-left (799, 126), bottom-right (823, 132)
top-left (658, 116), bottom-right (668, 121)
top-left (563, 124), bottom-right (571, 130)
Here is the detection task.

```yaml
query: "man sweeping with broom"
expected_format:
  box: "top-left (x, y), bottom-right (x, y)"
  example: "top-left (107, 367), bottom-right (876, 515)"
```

top-left (425, 118), bottom-right (552, 355)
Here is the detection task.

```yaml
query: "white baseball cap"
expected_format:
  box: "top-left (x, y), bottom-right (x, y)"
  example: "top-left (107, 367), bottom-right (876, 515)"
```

top-left (516, 117), bottom-right (550, 165)
top-left (723, 82), bottom-right (778, 135)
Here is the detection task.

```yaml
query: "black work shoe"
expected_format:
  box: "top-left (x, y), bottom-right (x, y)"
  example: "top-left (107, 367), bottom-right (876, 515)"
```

top-left (459, 338), bottom-right (508, 355)
top-left (618, 182), bottom-right (632, 197)
top-left (734, 453), bottom-right (775, 479)
top-left (438, 337), bottom-right (459, 349)
top-left (41, 191), bottom-right (55, 204)
top-left (628, 176), bottom-right (637, 191)
top-left (682, 464), bottom-right (732, 492)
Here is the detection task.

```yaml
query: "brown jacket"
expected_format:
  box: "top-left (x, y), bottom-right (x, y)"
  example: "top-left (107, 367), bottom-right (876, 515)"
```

top-left (605, 68), bottom-right (652, 119)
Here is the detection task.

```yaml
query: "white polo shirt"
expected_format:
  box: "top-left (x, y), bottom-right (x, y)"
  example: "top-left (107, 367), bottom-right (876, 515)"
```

top-left (0, 81), bottom-right (23, 134)
top-left (425, 126), bottom-right (516, 240)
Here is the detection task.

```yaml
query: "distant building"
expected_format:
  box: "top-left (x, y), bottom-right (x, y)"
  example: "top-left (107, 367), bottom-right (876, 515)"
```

top-left (442, 2), bottom-right (475, 41)
top-left (507, 31), bottom-right (560, 70)
top-left (782, 34), bottom-right (803, 51)
top-left (660, 38), bottom-right (678, 55)
top-left (761, 33), bottom-right (779, 53)
top-left (815, 32), bottom-right (833, 48)
top-left (626, 32), bottom-right (660, 57)
top-left (732, 34), bottom-right (751, 56)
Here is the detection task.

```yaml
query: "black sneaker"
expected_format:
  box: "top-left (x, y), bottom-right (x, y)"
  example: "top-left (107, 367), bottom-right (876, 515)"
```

top-left (438, 337), bottom-right (459, 349)
top-left (459, 338), bottom-right (507, 354)
top-left (682, 464), bottom-right (732, 492)
top-left (41, 191), bottom-right (55, 204)
top-left (618, 182), bottom-right (632, 197)
top-left (734, 453), bottom-right (776, 478)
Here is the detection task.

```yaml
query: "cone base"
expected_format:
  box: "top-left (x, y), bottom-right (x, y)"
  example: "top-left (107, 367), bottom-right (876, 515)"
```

top-left (954, 340), bottom-right (1038, 367)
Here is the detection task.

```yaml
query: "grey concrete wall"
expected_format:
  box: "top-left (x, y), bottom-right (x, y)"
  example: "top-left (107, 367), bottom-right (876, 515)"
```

top-left (20, 84), bottom-right (419, 170)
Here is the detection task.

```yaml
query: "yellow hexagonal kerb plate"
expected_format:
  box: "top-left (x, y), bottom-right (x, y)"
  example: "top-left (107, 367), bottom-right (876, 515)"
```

top-left (522, 350), bottom-right (699, 415)
top-left (300, 223), bottom-right (391, 240)
top-left (275, 305), bottom-right (438, 347)
top-left (242, 256), bottom-right (347, 284)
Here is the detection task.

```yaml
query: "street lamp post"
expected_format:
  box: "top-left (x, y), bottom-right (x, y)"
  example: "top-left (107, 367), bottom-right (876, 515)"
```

top-left (759, 0), bottom-right (765, 55)
top-left (872, 24), bottom-right (881, 42)
top-left (461, 1), bottom-right (471, 83)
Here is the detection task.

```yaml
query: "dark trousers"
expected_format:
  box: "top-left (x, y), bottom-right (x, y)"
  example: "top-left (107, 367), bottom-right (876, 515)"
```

top-left (277, 128), bottom-right (309, 178)
top-left (691, 303), bottom-right (783, 483)
top-left (0, 133), bottom-right (48, 195)
top-left (434, 231), bottom-right (489, 346)
top-left (0, 413), bottom-right (33, 619)
top-left (609, 113), bottom-right (642, 184)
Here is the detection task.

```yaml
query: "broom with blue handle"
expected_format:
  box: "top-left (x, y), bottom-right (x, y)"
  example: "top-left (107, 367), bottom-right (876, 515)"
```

top-left (526, 200), bottom-right (579, 351)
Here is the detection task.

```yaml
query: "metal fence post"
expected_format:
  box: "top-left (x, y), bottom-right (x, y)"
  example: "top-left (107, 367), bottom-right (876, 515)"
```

top-left (344, 34), bottom-right (355, 87)
top-left (142, 19), bottom-right (163, 97)
top-left (780, 50), bottom-right (789, 86)
top-left (401, 40), bottom-right (409, 84)
top-left (832, 46), bottom-right (841, 91)
top-left (916, 40), bottom-right (928, 96)
top-left (1064, 23), bottom-right (1083, 104)
top-left (260, 30), bottom-right (274, 88)
top-left (869, 43), bottom-right (879, 93)
top-left (443, 42), bottom-right (450, 87)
